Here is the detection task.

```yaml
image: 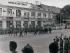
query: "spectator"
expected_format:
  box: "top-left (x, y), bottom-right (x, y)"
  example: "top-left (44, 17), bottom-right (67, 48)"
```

top-left (22, 44), bottom-right (34, 53)
top-left (64, 37), bottom-right (69, 53)
top-left (9, 41), bottom-right (17, 53)
top-left (59, 36), bottom-right (63, 53)
top-left (68, 37), bottom-right (70, 53)
top-left (49, 39), bottom-right (59, 53)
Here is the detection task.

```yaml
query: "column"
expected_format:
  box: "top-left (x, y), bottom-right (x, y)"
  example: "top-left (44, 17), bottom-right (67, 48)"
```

top-left (35, 21), bottom-right (37, 27)
top-left (13, 20), bottom-right (16, 28)
top-left (2, 20), bottom-right (6, 29)
top-left (21, 21), bottom-right (24, 28)
top-left (41, 21), bottom-right (44, 28)
top-left (28, 21), bottom-right (31, 28)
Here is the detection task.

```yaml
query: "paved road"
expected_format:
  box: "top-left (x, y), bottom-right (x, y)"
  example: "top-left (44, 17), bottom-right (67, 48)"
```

top-left (0, 29), bottom-right (70, 53)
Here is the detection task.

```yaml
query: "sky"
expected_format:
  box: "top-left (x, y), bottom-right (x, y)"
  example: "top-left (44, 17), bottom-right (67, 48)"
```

top-left (0, 0), bottom-right (70, 8)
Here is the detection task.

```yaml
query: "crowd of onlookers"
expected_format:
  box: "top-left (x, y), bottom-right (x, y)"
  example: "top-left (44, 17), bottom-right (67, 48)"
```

top-left (9, 33), bottom-right (70, 53)
top-left (49, 33), bottom-right (70, 53)
top-left (9, 41), bottom-right (34, 53)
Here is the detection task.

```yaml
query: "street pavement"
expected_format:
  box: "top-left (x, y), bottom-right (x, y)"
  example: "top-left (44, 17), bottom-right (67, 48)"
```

top-left (0, 29), bottom-right (70, 53)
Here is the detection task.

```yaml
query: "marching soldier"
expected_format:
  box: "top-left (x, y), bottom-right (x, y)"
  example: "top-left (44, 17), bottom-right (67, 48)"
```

top-left (19, 30), bottom-right (23, 37)
top-left (48, 28), bottom-right (52, 33)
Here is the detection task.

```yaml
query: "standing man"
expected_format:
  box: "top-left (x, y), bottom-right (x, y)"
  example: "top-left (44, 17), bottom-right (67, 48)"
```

top-left (22, 44), bottom-right (34, 53)
top-left (68, 37), bottom-right (70, 53)
top-left (64, 36), bottom-right (69, 53)
top-left (49, 39), bottom-right (59, 53)
top-left (59, 35), bottom-right (63, 53)
top-left (9, 41), bottom-right (17, 53)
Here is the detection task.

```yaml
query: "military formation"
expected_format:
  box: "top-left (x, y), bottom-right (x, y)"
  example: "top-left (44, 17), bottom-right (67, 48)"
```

top-left (8, 27), bottom-right (52, 37)
top-left (9, 41), bottom-right (34, 53)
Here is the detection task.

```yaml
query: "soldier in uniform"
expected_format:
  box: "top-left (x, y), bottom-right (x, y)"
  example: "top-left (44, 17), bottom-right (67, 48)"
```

top-left (48, 28), bottom-right (52, 33)
top-left (19, 30), bottom-right (23, 37)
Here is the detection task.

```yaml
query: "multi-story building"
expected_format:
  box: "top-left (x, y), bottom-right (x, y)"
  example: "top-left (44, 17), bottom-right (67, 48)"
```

top-left (0, 1), bottom-right (60, 33)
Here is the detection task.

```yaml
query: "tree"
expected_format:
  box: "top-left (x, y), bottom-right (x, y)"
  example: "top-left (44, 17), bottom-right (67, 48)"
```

top-left (55, 5), bottom-right (70, 24)
top-left (61, 5), bottom-right (70, 22)
top-left (55, 13), bottom-right (63, 24)
top-left (61, 5), bottom-right (70, 17)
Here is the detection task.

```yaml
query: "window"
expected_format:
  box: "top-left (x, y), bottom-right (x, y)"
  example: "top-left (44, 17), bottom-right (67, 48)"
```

top-left (6, 21), bottom-right (13, 28)
top-left (24, 21), bottom-right (28, 28)
top-left (37, 21), bottom-right (41, 26)
top-left (16, 21), bottom-right (21, 28)
top-left (31, 12), bottom-right (35, 16)
top-left (24, 12), bottom-right (29, 18)
top-left (6, 17), bottom-right (13, 20)
top-left (24, 12), bottom-right (27, 17)
top-left (0, 8), bottom-right (2, 15)
top-left (7, 8), bottom-right (12, 15)
top-left (50, 14), bottom-right (53, 18)
top-left (16, 9), bottom-right (21, 17)
top-left (38, 12), bottom-right (41, 17)
top-left (0, 21), bottom-right (2, 28)
top-left (27, 12), bottom-right (29, 17)
top-left (43, 13), bottom-right (46, 18)
top-left (46, 13), bottom-right (48, 18)
top-left (31, 21), bottom-right (35, 28)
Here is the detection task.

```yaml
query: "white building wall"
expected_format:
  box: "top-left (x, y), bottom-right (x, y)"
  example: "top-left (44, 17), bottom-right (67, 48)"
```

top-left (28, 21), bottom-right (31, 28)
top-left (35, 21), bottom-right (37, 26)
top-left (2, 7), bottom-right (7, 16)
top-left (46, 13), bottom-right (49, 18)
top-left (13, 20), bottom-right (16, 28)
top-left (21, 21), bottom-right (24, 28)
top-left (41, 13), bottom-right (43, 18)
top-left (12, 8), bottom-right (16, 17)
top-left (50, 14), bottom-right (53, 18)
top-left (41, 21), bottom-right (43, 27)
top-left (35, 12), bottom-right (38, 18)
top-left (28, 11), bottom-right (31, 18)
top-left (21, 10), bottom-right (24, 17)
top-left (2, 20), bottom-right (6, 29)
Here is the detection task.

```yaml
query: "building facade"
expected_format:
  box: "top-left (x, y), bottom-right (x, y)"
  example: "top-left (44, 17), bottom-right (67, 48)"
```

top-left (0, 1), bottom-right (60, 32)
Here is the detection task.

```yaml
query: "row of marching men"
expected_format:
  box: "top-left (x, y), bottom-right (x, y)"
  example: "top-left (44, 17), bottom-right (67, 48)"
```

top-left (54, 34), bottom-right (70, 53)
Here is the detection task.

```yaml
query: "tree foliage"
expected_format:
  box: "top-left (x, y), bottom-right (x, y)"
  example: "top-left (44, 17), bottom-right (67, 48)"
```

top-left (55, 5), bottom-right (70, 24)
top-left (55, 13), bottom-right (63, 24)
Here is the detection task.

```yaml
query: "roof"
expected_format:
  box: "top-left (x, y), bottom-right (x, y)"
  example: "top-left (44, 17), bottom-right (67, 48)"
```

top-left (36, 4), bottom-right (61, 13)
top-left (0, 1), bottom-right (61, 13)
top-left (0, 1), bottom-right (32, 8)
top-left (30, 3), bottom-right (61, 13)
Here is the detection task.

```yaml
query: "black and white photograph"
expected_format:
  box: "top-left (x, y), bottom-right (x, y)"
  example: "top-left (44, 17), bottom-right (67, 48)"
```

top-left (0, 0), bottom-right (70, 53)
